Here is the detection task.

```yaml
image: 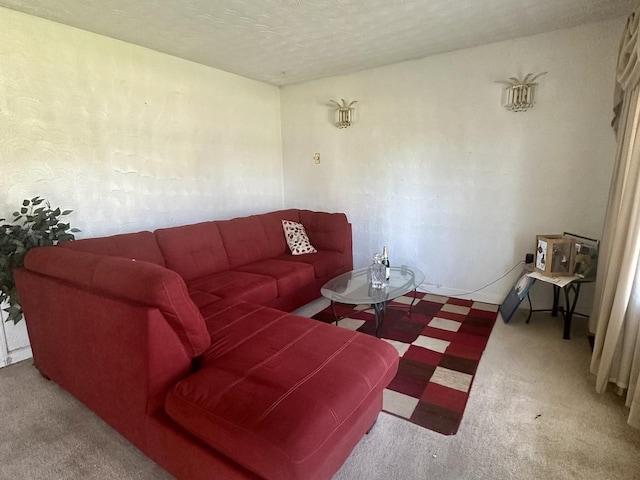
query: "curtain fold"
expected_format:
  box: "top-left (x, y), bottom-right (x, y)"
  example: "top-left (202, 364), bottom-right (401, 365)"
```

top-left (589, 9), bottom-right (640, 429)
top-left (613, 12), bottom-right (640, 131)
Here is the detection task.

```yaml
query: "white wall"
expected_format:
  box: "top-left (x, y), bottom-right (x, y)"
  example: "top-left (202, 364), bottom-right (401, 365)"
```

top-left (0, 6), bottom-right (624, 314)
top-left (281, 18), bottom-right (622, 306)
top-left (0, 7), bottom-right (284, 238)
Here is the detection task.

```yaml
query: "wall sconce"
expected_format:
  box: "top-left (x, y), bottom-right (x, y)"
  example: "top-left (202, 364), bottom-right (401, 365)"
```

top-left (496, 72), bottom-right (547, 112)
top-left (329, 99), bottom-right (357, 128)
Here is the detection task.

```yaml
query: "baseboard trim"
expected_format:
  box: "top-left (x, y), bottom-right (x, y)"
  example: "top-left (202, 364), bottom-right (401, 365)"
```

top-left (0, 345), bottom-right (33, 369)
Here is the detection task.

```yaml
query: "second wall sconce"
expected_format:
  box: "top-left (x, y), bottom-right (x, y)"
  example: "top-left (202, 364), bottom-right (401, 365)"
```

top-left (330, 99), bottom-right (357, 128)
top-left (496, 72), bottom-right (547, 112)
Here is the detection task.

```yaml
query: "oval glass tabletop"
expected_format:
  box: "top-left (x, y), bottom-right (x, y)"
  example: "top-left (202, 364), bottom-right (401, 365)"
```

top-left (321, 265), bottom-right (425, 305)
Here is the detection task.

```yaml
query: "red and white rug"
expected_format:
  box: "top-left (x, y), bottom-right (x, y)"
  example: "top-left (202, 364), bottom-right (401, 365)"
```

top-left (312, 293), bottom-right (498, 435)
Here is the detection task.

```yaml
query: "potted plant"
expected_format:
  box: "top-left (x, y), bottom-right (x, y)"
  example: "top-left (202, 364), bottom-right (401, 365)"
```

top-left (0, 197), bottom-right (79, 324)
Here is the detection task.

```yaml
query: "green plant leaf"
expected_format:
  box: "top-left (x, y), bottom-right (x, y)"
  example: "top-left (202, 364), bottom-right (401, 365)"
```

top-left (56, 233), bottom-right (74, 242)
top-left (0, 197), bottom-right (77, 324)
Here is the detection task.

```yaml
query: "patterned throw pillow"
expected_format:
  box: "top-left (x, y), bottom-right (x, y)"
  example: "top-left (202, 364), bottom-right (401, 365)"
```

top-left (282, 220), bottom-right (317, 255)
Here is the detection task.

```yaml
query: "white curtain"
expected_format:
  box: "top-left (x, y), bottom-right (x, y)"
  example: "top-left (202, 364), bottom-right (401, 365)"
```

top-left (590, 9), bottom-right (640, 429)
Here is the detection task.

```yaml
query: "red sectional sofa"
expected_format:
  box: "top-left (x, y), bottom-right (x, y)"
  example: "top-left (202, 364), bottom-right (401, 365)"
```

top-left (14, 209), bottom-right (399, 480)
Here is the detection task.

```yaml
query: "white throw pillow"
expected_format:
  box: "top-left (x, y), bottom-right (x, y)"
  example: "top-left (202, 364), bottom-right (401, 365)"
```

top-left (282, 220), bottom-right (317, 255)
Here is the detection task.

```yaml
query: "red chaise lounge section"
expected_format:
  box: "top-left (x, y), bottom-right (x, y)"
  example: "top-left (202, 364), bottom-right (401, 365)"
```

top-left (167, 300), bottom-right (397, 480)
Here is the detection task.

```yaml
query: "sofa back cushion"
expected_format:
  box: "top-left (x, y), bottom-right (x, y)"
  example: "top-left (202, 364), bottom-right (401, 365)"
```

top-left (257, 209), bottom-right (301, 258)
top-left (59, 231), bottom-right (166, 266)
top-left (24, 247), bottom-right (211, 358)
top-left (216, 216), bottom-right (271, 268)
top-left (155, 222), bottom-right (230, 281)
top-left (299, 211), bottom-right (351, 253)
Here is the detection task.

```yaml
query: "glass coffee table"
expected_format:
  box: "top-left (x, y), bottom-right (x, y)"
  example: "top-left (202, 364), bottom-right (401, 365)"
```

top-left (321, 265), bottom-right (425, 337)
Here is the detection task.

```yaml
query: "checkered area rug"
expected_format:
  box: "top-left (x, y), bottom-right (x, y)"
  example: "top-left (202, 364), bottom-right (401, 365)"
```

top-left (312, 293), bottom-right (498, 435)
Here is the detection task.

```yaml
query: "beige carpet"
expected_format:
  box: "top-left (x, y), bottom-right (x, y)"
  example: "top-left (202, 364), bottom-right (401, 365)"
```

top-left (1, 302), bottom-right (639, 480)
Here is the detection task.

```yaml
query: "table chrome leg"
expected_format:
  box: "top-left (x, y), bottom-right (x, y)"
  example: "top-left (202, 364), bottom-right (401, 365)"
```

top-left (408, 288), bottom-right (419, 318)
top-left (330, 300), bottom-right (339, 326)
top-left (373, 302), bottom-right (385, 337)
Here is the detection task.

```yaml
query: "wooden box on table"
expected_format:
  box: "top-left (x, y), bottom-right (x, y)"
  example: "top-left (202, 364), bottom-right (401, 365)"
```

top-left (535, 235), bottom-right (575, 277)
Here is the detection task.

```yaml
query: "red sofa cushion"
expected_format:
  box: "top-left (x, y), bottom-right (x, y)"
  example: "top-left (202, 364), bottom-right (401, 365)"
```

top-left (59, 231), bottom-right (166, 266)
top-left (155, 222), bottom-right (230, 281)
top-left (234, 259), bottom-right (314, 296)
top-left (299, 211), bottom-right (351, 253)
top-left (188, 291), bottom-right (223, 310)
top-left (165, 306), bottom-right (399, 480)
top-left (24, 247), bottom-right (210, 358)
top-left (257, 209), bottom-right (301, 258)
top-left (216, 216), bottom-right (270, 268)
top-left (275, 250), bottom-right (346, 278)
top-left (187, 271), bottom-right (278, 305)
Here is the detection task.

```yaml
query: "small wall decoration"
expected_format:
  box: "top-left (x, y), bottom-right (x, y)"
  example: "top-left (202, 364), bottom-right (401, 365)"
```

top-left (496, 72), bottom-right (547, 112)
top-left (329, 99), bottom-right (357, 128)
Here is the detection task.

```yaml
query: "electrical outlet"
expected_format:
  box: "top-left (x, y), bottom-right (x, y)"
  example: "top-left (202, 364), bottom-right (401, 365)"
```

top-left (313, 153), bottom-right (320, 164)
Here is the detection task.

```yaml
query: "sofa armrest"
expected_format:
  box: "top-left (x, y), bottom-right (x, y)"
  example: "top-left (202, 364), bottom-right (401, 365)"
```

top-left (15, 266), bottom-right (193, 449)
top-left (22, 246), bottom-right (210, 357)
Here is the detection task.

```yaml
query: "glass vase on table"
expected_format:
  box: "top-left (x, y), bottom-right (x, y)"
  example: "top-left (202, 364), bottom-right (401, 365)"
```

top-left (369, 254), bottom-right (386, 289)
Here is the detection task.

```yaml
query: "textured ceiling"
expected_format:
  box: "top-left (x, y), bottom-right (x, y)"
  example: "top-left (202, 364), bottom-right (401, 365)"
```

top-left (0, 0), bottom-right (635, 86)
